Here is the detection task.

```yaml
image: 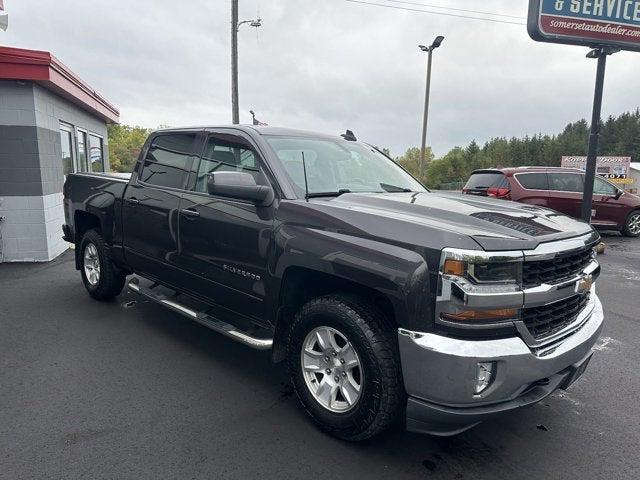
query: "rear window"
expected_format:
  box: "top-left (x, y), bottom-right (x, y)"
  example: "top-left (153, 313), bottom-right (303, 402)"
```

top-left (139, 133), bottom-right (196, 189)
top-left (464, 172), bottom-right (506, 190)
top-left (516, 173), bottom-right (548, 190)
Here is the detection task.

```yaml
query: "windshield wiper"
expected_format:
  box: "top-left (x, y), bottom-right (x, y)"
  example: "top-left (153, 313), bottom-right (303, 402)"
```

top-left (380, 183), bottom-right (414, 193)
top-left (305, 189), bottom-right (352, 199)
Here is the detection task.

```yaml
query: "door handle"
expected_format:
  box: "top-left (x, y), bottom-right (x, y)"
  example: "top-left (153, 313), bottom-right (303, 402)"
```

top-left (127, 198), bottom-right (140, 205)
top-left (180, 208), bottom-right (200, 218)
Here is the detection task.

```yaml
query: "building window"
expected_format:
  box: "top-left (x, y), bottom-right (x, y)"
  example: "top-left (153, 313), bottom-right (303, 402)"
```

top-left (77, 129), bottom-right (89, 172)
top-left (89, 133), bottom-right (104, 172)
top-left (60, 123), bottom-right (75, 176)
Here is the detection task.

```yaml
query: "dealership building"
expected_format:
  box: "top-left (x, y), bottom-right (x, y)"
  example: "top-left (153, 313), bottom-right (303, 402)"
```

top-left (0, 46), bottom-right (119, 262)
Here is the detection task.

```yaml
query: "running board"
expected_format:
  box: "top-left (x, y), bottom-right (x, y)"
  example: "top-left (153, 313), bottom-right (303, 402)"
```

top-left (127, 278), bottom-right (273, 350)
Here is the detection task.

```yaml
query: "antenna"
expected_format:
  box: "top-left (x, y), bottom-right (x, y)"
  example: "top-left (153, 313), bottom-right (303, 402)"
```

top-left (301, 151), bottom-right (310, 202)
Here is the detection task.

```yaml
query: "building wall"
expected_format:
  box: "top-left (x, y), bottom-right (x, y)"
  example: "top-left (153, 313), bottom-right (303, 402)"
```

top-left (33, 83), bottom-right (110, 183)
top-left (0, 80), bottom-right (111, 262)
top-left (629, 166), bottom-right (640, 195)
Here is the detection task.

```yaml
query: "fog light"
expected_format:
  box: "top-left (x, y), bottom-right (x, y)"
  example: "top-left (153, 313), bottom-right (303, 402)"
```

top-left (475, 362), bottom-right (495, 394)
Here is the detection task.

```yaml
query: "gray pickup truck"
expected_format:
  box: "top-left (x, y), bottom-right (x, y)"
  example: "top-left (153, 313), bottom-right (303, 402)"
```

top-left (63, 126), bottom-right (603, 440)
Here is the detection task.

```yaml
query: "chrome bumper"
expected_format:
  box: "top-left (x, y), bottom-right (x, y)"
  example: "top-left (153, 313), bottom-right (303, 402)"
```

top-left (398, 292), bottom-right (604, 436)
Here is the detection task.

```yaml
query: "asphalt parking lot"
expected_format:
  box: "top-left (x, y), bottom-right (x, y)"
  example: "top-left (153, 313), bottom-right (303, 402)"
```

top-left (1, 234), bottom-right (639, 480)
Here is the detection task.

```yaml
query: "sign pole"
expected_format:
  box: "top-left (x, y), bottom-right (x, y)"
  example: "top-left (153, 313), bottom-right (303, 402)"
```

top-left (580, 47), bottom-right (618, 222)
top-left (581, 49), bottom-right (607, 222)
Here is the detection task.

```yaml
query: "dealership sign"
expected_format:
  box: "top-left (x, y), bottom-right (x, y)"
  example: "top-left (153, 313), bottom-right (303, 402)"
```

top-left (561, 156), bottom-right (633, 183)
top-left (528, 0), bottom-right (640, 52)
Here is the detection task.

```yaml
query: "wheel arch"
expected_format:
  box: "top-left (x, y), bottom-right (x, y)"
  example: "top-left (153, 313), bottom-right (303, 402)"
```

top-left (271, 265), bottom-right (417, 363)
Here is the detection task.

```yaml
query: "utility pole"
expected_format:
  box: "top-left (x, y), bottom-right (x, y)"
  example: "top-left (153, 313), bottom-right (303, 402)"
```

top-left (418, 36), bottom-right (444, 180)
top-left (231, 0), bottom-right (240, 124)
top-left (230, 1), bottom-right (261, 125)
top-left (580, 46), bottom-right (618, 222)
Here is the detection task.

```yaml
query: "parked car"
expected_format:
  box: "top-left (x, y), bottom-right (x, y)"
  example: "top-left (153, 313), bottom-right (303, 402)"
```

top-left (63, 127), bottom-right (603, 440)
top-left (463, 167), bottom-right (640, 237)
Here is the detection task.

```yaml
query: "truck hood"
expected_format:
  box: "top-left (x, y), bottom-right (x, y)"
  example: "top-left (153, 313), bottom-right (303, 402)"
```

top-left (307, 191), bottom-right (595, 251)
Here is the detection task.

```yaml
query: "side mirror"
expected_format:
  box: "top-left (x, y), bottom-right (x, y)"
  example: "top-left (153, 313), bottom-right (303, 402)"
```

top-left (615, 189), bottom-right (623, 199)
top-left (207, 171), bottom-right (273, 205)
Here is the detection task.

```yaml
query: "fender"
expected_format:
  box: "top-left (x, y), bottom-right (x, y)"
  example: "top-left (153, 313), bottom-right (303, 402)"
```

top-left (70, 176), bottom-right (128, 269)
top-left (268, 224), bottom-right (432, 331)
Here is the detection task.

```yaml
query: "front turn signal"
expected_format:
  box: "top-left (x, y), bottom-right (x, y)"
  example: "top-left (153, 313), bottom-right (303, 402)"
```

top-left (440, 308), bottom-right (519, 323)
top-left (443, 259), bottom-right (466, 276)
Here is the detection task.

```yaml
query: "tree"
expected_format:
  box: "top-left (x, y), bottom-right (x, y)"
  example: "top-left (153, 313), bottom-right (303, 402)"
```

top-left (405, 109), bottom-right (640, 189)
top-left (395, 146), bottom-right (434, 183)
top-left (108, 124), bottom-right (151, 173)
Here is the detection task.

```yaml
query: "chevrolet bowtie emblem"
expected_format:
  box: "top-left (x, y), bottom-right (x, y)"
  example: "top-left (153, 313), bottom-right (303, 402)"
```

top-left (577, 275), bottom-right (594, 294)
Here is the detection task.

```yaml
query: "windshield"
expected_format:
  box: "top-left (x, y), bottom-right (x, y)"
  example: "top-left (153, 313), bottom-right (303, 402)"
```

top-left (265, 136), bottom-right (426, 197)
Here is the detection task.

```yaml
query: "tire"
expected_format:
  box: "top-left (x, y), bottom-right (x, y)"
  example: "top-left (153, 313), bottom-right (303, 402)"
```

top-left (79, 229), bottom-right (126, 300)
top-left (622, 210), bottom-right (640, 237)
top-left (286, 294), bottom-right (403, 441)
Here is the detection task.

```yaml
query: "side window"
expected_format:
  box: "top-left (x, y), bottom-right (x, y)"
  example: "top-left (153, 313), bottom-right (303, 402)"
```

top-left (77, 130), bottom-right (89, 172)
top-left (593, 176), bottom-right (617, 196)
top-left (59, 123), bottom-right (75, 176)
top-left (193, 134), bottom-right (262, 194)
top-left (517, 173), bottom-right (548, 190)
top-left (548, 173), bottom-right (583, 193)
top-left (89, 134), bottom-right (105, 172)
top-left (139, 133), bottom-right (195, 189)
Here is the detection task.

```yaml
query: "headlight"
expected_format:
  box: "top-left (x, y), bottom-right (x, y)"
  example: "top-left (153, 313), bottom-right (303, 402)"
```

top-left (441, 249), bottom-right (522, 287)
top-left (437, 248), bottom-right (524, 327)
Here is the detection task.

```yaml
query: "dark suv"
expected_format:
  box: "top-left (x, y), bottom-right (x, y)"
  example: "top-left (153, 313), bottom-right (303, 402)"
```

top-left (463, 167), bottom-right (640, 237)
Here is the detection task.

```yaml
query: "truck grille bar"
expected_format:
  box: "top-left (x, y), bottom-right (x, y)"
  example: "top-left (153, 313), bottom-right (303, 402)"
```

top-left (523, 247), bottom-right (592, 288)
top-left (522, 293), bottom-right (591, 339)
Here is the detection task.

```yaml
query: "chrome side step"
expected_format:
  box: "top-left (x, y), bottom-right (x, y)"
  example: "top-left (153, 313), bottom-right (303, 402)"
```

top-left (127, 278), bottom-right (273, 350)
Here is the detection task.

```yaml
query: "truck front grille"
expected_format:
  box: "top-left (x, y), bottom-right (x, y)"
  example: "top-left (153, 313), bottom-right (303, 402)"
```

top-left (523, 248), bottom-right (592, 288)
top-left (522, 293), bottom-right (590, 339)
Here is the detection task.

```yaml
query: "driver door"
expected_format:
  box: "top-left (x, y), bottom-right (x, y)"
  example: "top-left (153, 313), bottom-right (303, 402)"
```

top-left (177, 130), bottom-right (277, 320)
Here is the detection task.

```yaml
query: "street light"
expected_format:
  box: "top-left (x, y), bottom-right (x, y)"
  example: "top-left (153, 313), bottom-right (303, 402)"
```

top-left (231, 0), bottom-right (262, 125)
top-left (418, 35), bottom-right (444, 180)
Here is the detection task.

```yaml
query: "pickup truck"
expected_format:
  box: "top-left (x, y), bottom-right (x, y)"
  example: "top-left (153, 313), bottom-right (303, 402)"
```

top-left (63, 126), bottom-right (603, 440)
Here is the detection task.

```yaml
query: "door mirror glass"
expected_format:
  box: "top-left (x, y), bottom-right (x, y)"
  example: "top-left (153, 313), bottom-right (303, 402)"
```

top-left (207, 171), bottom-right (273, 205)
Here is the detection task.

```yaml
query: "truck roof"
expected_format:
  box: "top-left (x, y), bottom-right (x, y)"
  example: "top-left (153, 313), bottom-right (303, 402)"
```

top-left (154, 125), bottom-right (343, 140)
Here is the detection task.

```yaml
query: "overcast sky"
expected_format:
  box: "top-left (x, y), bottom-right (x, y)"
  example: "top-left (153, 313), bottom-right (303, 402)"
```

top-left (4, 0), bottom-right (640, 156)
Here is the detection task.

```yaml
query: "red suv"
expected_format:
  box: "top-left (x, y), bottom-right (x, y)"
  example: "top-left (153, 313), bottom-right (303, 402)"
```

top-left (462, 167), bottom-right (640, 237)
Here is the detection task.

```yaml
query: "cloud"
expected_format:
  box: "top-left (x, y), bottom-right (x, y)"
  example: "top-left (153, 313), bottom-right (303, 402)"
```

top-left (5, 0), bottom-right (640, 157)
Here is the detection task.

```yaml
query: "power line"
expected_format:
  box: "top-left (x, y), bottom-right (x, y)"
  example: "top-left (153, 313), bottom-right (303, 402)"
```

top-left (344, 0), bottom-right (527, 25)
top-left (380, 0), bottom-right (525, 20)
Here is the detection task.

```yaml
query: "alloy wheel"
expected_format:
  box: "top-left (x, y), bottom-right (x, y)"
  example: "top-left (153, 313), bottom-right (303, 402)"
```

top-left (301, 326), bottom-right (363, 413)
top-left (628, 213), bottom-right (640, 235)
top-left (83, 243), bottom-right (101, 286)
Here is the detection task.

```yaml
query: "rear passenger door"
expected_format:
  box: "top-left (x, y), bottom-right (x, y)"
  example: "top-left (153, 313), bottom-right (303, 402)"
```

top-left (512, 173), bottom-right (549, 207)
top-left (547, 172), bottom-right (584, 219)
top-left (177, 130), bottom-right (277, 320)
top-left (122, 132), bottom-right (199, 281)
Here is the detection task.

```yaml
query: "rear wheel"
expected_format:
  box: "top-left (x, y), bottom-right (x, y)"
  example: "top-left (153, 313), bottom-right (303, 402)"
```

top-left (79, 229), bottom-right (126, 300)
top-left (622, 210), bottom-right (640, 237)
top-left (287, 295), bottom-right (403, 441)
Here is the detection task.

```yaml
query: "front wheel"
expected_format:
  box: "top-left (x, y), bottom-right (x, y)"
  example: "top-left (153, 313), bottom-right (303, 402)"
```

top-left (622, 210), bottom-right (640, 237)
top-left (79, 229), bottom-right (126, 300)
top-left (287, 295), bottom-right (403, 441)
